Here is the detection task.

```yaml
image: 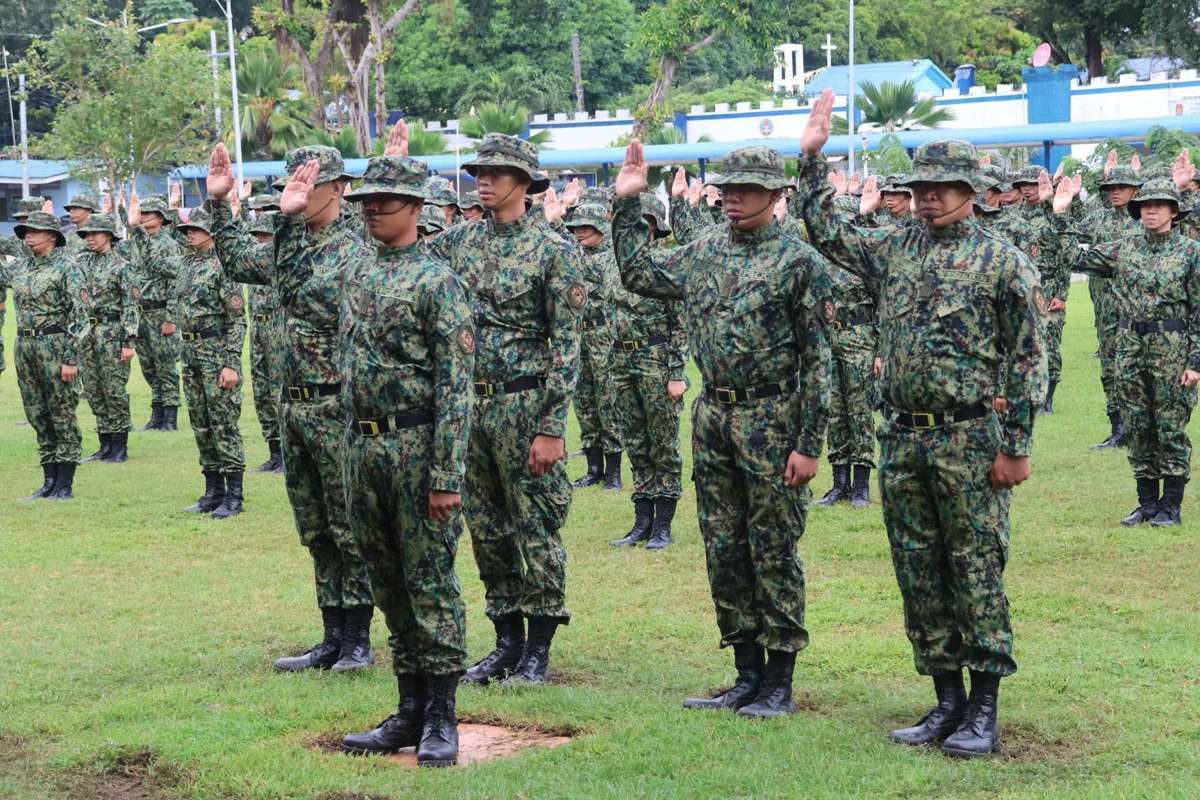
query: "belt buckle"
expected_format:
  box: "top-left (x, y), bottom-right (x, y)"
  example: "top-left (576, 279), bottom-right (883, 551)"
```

top-left (288, 386), bottom-right (306, 401)
top-left (715, 387), bottom-right (737, 405)
top-left (357, 419), bottom-right (381, 437)
top-left (910, 412), bottom-right (935, 429)
top-left (474, 381), bottom-right (495, 397)
top-left (88, 317), bottom-right (99, 325)
top-left (621, 340), bottom-right (637, 352)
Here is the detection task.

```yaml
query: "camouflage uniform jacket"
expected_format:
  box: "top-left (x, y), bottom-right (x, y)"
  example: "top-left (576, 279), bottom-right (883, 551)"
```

top-left (795, 155), bottom-right (1044, 456)
top-left (0, 248), bottom-right (88, 365)
top-left (428, 208), bottom-right (584, 439)
top-left (579, 243), bottom-right (618, 329)
top-left (168, 248), bottom-right (247, 371)
top-left (1017, 201), bottom-right (1071, 302)
top-left (75, 248), bottom-right (139, 345)
top-left (609, 241), bottom-right (689, 381)
top-left (126, 227), bottom-right (184, 306)
top-left (976, 205), bottom-right (1036, 251)
top-left (1, 234), bottom-right (31, 259)
top-left (340, 242), bottom-right (475, 493)
top-left (210, 201), bottom-right (369, 388)
top-left (612, 195), bottom-right (832, 456)
top-left (1180, 189), bottom-right (1199, 241)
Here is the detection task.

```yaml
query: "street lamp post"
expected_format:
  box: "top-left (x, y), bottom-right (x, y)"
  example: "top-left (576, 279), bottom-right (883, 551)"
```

top-left (218, 0), bottom-right (245, 188)
top-left (847, 0), bottom-right (856, 175)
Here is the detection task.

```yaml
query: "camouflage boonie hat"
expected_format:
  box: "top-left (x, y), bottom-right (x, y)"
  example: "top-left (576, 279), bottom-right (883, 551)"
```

top-left (463, 134), bottom-right (550, 193)
top-left (426, 176), bottom-right (459, 207)
top-left (973, 195), bottom-right (1001, 215)
top-left (13, 196), bottom-right (47, 219)
top-left (564, 203), bottom-right (608, 230)
top-left (64, 192), bottom-right (99, 211)
top-left (581, 186), bottom-right (613, 206)
top-left (272, 145), bottom-right (354, 190)
top-left (247, 194), bottom-right (281, 211)
top-left (345, 156), bottom-right (430, 202)
top-left (418, 204), bottom-right (446, 233)
top-left (1098, 166), bottom-right (1143, 189)
top-left (76, 212), bottom-right (122, 241)
top-left (1010, 165), bottom-right (1046, 187)
top-left (140, 194), bottom-right (170, 217)
top-left (880, 174), bottom-right (912, 195)
top-left (459, 190), bottom-right (484, 211)
top-left (247, 213), bottom-right (277, 236)
top-left (14, 211), bottom-right (66, 246)
top-left (639, 193), bottom-right (668, 230)
top-left (980, 165), bottom-right (1012, 192)
top-left (1127, 177), bottom-right (1190, 221)
top-left (898, 140), bottom-right (990, 193)
top-left (177, 207), bottom-right (216, 235)
top-left (707, 147), bottom-right (790, 190)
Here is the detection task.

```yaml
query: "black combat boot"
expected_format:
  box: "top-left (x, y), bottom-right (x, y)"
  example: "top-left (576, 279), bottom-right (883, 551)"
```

top-left (185, 471), bottom-right (224, 513)
top-left (603, 451), bottom-right (623, 490)
top-left (258, 439), bottom-right (282, 472)
top-left (105, 432), bottom-right (128, 463)
top-left (850, 465), bottom-right (871, 508)
top-left (417, 673), bottom-right (461, 767)
top-left (572, 447), bottom-right (604, 488)
top-left (462, 613), bottom-right (524, 685)
top-left (211, 471), bottom-right (244, 519)
top-left (610, 498), bottom-right (654, 547)
top-left (341, 674), bottom-right (426, 754)
top-left (816, 464), bottom-right (850, 506)
top-left (48, 463), bottom-right (76, 499)
top-left (28, 463), bottom-right (57, 499)
top-left (1121, 478), bottom-right (1160, 527)
top-left (1093, 412), bottom-right (1124, 449)
top-left (1041, 379), bottom-right (1057, 415)
top-left (682, 643), bottom-right (765, 711)
top-left (1151, 476), bottom-right (1186, 527)
top-left (84, 433), bottom-right (112, 462)
top-left (332, 605), bottom-right (375, 672)
top-left (143, 403), bottom-right (163, 431)
top-left (889, 670), bottom-right (967, 746)
top-left (160, 405), bottom-right (178, 431)
top-left (737, 649), bottom-right (798, 718)
top-left (501, 617), bottom-right (560, 686)
top-left (645, 497), bottom-right (677, 550)
top-left (273, 607), bottom-right (344, 672)
top-left (942, 671), bottom-right (1001, 758)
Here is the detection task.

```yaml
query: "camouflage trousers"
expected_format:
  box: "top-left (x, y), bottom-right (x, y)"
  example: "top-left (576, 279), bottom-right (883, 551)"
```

top-left (135, 307), bottom-right (181, 408)
top-left (878, 413), bottom-right (1016, 677)
top-left (573, 326), bottom-right (621, 453)
top-left (282, 396), bottom-right (373, 610)
top-left (180, 338), bottom-right (244, 473)
top-left (82, 326), bottom-right (132, 434)
top-left (1044, 309), bottom-right (1065, 385)
top-left (464, 387), bottom-right (571, 623)
top-left (1090, 278), bottom-right (1120, 415)
top-left (16, 333), bottom-right (82, 464)
top-left (343, 424), bottom-right (467, 675)
top-left (692, 392), bottom-right (810, 653)
top-left (612, 346), bottom-right (683, 501)
top-left (249, 317), bottom-right (280, 443)
top-left (828, 330), bottom-right (876, 468)
top-left (1115, 330), bottom-right (1197, 480)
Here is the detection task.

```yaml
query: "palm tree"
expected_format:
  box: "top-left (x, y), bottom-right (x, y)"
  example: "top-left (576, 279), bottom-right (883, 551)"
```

top-left (459, 102), bottom-right (550, 147)
top-left (855, 79), bottom-right (954, 131)
top-left (231, 49), bottom-right (316, 160)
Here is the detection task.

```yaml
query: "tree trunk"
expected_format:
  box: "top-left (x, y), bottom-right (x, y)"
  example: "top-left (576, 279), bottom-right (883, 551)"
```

top-left (1084, 26), bottom-right (1104, 81)
top-left (571, 31), bottom-right (585, 113)
top-left (633, 55), bottom-right (678, 138)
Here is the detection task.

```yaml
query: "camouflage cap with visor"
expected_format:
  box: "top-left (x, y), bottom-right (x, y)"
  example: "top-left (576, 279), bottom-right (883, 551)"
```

top-left (418, 204), bottom-right (446, 233)
top-left (177, 207), bottom-right (217, 236)
top-left (247, 213), bottom-right (277, 237)
top-left (272, 145), bottom-right (355, 190)
top-left (1010, 165), bottom-right (1046, 187)
top-left (707, 146), bottom-right (791, 191)
top-left (75, 212), bottom-right (122, 241)
top-left (463, 134), bottom-right (551, 194)
top-left (139, 194), bottom-right (170, 218)
top-left (564, 202), bottom-right (608, 231)
top-left (460, 190), bottom-right (484, 211)
top-left (345, 156), bottom-right (430, 202)
top-left (880, 174), bottom-right (913, 195)
top-left (64, 192), bottom-right (100, 212)
top-left (1127, 176), bottom-right (1190, 221)
top-left (14, 211), bottom-right (66, 246)
top-left (1098, 166), bottom-right (1143, 189)
top-left (897, 140), bottom-right (990, 193)
top-left (639, 193), bottom-right (668, 230)
top-left (426, 176), bottom-right (459, 207)
top-left (981, 165), bottom-right (1013, 192)
top-left (13, 196), bottom-right (48, 220)
top-left (247, 193), bottom-right (281, 211)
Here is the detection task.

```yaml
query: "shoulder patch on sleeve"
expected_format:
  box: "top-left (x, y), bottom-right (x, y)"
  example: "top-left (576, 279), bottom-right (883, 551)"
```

top-left (228, 294), bottom-right (244, 311)
top-left (824, 299), bottom-right (835, 325)
top-left (80, 288), bottom-right (91, 305)
top-left (456, 326), bottom-right (475, 355)
top-left (1032, 286), bottom-right (1046, 316)
top-left (131, 286), bottom-right (142, 302)
top-left (567, 281), bottom-right (588, 310)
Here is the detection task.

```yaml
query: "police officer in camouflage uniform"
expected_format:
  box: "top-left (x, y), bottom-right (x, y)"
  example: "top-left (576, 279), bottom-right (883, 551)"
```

top-left (418, 204), bottom-right (446, 239)
top-left (614, 140), bottom-right (832, 717)
top-left (607, 195), bottom-right (689, 549)
top-left (1055, 175), bottom-right (1200, 527)
top-left (798, 92), bottom-right (1044, 757)
top-left (0, 212), bottom-right (87, 499)
top-left (127, 193), bottom-right (184, 431)
top-left (0, 197), bottom-right (47, 373)
top-left (209, 143), bottom-right (377, 672)
top-left (564, 202), bottom-right (624, 491)
top-left (63, 193), bottom-right (99, 250)
top-left (429, 133), bottom-right (583, 687)
top-left (1012, 166), bottom-right (1069, 413)
top-left (75, 213), bottom-right (139, 463)
top-left (459, 191), bottom-right (485, 222)
top-left (427, 176), bottom-right (461, 228)
top-left (336, 155), bottom-right (473, 767)
top-left (167, 207), bottom-right (248, 518)
top-left (244, 195), bottom-right (284, 472)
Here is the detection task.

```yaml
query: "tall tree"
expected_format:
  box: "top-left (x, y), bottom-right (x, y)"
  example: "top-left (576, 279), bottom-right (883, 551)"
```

top-left (232, 43), bottom-right (316, 159)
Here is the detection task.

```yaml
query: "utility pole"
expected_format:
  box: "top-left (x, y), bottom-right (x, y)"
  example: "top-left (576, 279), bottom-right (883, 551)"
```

top-left (847, 0), bottom-right (856, 175)
top-left (2, 48), bottom-right (15, 147)
top-left (571, 32), bottom-right (585, 113)
top-left (219, 0), bottom-right (244, 187)
top-left (209, 29), bottom-right (223, 129)
top-left (18, 74), bottom-right (29, 198)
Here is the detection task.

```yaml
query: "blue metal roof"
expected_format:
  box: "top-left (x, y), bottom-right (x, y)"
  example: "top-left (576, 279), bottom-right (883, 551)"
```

top-left (803, 59), bottom-right (953, 97)
top-left (0, 159), bottom-right (73, 182)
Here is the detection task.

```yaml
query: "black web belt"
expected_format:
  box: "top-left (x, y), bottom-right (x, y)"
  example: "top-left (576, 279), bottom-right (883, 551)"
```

top-left (474, 375), bottom-right (543, 398)
top-left (704, 376), bottom-right (799, 405)
top-left (615, 333), bottom-right (669, 352)
top-left (1119, 318), bottom-right (1185, 334)
top-left (17, 324), bottom-right (66, 337)
top-left (886, 401), bottom-right (991, 430)
top-left (354, 408), bottom-right (435, 437)
top-left (286, 382), bottom-right (341, 402)
top-left (181, 327), bottom-right (227, 342)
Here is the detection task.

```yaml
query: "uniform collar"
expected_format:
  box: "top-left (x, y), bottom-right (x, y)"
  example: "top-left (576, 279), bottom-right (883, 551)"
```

top-left (729, 217), bottom-right (780, 245)
top-left (926, 216), bottom-right (978, 241)
top-left (487, 208), bottom-right (537, 237)
top-left (1144, 228), bottom-right (1175, 246)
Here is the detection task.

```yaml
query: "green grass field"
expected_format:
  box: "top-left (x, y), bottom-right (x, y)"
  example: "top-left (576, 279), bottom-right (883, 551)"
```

top-left (1, 289), bottom-right (1197, 800)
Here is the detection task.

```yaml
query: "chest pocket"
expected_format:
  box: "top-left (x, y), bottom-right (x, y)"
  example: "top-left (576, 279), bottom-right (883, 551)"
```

top-left (687, 265), bottom-right (723, 317)
top-left (372, 289), bottom-right (420, 344)
top-left (725, 277), bottom-right (793, 354)
top-left (22, 269), bottom-right (60, 302)
top-left (933, 270), bottom-right (995, 356)
top-left (489, 268), bottom-right (538, 322)
top-left (1155, 256), bottom-right (1188, 305)
top-left (882, 260), bottom-right (920, 321)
